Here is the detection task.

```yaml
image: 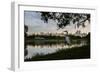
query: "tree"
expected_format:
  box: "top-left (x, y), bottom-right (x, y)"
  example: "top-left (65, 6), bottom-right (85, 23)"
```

top-left (24, 25), bottom-right (28, 32)
top-left (24, 25), bottom-right (28, 37)
top-left (40, 12), bottom-right (90, 29)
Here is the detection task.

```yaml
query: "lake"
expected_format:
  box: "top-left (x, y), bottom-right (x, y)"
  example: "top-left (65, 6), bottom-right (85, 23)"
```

top-left (24, 39), bottom-right (88, 60)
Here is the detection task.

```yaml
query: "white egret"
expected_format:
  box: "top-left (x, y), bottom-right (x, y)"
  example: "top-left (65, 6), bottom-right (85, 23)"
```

top-left (64, 30), bottom-right (71, 45)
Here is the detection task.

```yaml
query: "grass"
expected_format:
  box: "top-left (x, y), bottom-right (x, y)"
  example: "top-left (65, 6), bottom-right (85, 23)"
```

top-left (25, 45), bottom-right (90, 62)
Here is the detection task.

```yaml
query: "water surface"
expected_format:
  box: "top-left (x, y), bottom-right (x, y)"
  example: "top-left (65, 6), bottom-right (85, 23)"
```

top-left (24, 39), bottom-right (87, 59)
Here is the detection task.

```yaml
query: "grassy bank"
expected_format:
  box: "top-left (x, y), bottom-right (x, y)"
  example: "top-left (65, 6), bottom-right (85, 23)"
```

top-left (25, 45), bottom-right (90, 61)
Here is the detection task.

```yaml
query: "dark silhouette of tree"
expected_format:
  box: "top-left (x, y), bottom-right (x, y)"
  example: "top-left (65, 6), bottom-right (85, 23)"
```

top-left (24, 25), bottom-right (28, 37)
top-left (24, 25), bottom-right (28, 32)
top-left (24, 25), bottom-right (28, 56)
top-left (85, 32), bottom-right (90, 44)
top-left (40, 12), bottom-right (90, 29)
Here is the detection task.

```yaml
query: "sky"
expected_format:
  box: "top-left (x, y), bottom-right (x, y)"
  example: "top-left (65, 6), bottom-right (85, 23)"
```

top-left (24, 11), bottom-right (90, 34)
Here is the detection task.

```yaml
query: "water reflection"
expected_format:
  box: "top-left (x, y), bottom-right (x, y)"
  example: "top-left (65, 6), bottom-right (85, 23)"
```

top-left (24, 40), bottom-right (87, 59)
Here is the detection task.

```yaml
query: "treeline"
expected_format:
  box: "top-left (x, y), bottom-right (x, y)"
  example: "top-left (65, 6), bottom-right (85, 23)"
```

top-left (26, 34), bottom-right (65, 40)
top-left (25, 32), bottom-right (90, 42)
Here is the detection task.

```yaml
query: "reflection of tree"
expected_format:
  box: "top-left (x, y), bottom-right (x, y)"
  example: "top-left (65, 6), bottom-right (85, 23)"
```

top-left (24, 45), bottom-right (28, 56)
top-left (40, 12), bottom-right (90, 29)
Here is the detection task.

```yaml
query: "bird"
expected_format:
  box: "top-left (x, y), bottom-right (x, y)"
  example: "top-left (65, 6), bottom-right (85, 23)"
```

top-left (63, 30), bottom-right (71, 45)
